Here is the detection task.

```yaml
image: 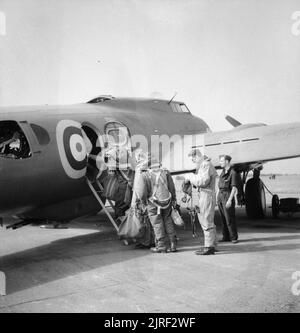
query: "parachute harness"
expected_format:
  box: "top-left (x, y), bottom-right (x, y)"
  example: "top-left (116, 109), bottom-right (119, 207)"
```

top-left (181, 181), bottom-right (198, 237)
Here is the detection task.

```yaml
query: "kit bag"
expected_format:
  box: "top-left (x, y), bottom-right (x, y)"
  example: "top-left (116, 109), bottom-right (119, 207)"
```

top-left (118, 206), bottom-right (146, 240)
top-left (171, 206), bottom-right (185, 227)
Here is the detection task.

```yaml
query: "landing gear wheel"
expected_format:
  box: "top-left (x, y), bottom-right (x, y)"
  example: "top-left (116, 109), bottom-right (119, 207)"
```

top-left (245, 178), bottom-right (266, 219)
top-left (272, 194), bottom-right (280, 219)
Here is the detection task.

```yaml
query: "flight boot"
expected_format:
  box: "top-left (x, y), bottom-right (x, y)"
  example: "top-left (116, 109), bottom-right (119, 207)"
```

top-left (194, 247), bottom-right (215, 255)
top-left (150, 247), bottom-right (167, 253)
top-left (167, 242), bottom-right (177, 253)
top-left (219, 238), bottom-right (231, 243)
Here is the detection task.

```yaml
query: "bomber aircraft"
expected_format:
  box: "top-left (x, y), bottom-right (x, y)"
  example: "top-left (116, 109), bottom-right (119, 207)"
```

top-left (0, 95), bottom-right (300, 229)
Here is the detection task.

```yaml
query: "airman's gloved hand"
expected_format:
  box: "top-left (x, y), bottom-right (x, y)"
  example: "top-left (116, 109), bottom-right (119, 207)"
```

top-left (225, 200), bottom-right (232, 209)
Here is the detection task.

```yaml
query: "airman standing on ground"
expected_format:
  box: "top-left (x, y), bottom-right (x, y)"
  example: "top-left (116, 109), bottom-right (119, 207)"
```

top-left (217, 155), bottom-right (239, 243)
top-left (185, 149), bottom-right (218, 255)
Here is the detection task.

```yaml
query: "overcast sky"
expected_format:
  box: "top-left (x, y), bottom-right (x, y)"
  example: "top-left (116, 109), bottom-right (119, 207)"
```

top-left (0, 0), bottom-right (300, 173)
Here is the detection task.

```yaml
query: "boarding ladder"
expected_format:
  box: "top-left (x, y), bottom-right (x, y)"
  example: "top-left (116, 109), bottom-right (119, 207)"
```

top-left (86, 178), bottom-right (119, 233)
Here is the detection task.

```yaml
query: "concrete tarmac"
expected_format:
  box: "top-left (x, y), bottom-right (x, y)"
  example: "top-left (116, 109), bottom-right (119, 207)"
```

top-left (0, 206), bottom-right (299, 313)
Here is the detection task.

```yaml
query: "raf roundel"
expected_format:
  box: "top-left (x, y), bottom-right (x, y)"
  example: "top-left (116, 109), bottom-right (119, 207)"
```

top-left (56, 120), bottom-right (87, 179)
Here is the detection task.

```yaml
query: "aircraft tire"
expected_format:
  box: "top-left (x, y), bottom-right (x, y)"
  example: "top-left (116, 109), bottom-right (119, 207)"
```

top-left (245, 178), bottom-right (266, 219)
top-left (271, 194), bottom-right (280, 219)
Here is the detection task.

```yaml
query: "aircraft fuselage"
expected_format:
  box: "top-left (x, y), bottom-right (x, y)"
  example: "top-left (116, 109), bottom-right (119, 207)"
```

top-left (0, 98), bottom-right (208, 220)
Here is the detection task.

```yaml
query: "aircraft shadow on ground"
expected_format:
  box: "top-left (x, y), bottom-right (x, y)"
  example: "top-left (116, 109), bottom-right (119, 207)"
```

top-left (0, 230), bottom-right (153, 295)
top-left (0, 209), bottom-right (299, 295)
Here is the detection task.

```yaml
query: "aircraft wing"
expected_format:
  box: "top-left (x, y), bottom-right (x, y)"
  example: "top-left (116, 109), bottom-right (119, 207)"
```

top-left (165, 121), bottom-right (300, 174)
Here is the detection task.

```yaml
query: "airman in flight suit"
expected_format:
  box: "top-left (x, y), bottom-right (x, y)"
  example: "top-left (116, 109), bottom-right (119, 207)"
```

top-left (185, 149), bottom-right (218, 255)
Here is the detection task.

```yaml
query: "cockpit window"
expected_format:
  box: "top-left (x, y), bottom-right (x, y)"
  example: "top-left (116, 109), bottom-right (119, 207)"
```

top-left (87, 95), bottom-right (115, 103)
top-left (171, 103), bottom-right (191, 114)
top-left (179, 104), bottom-right (191, 113)
top-left (0, 121), bottom-right (32, 159)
